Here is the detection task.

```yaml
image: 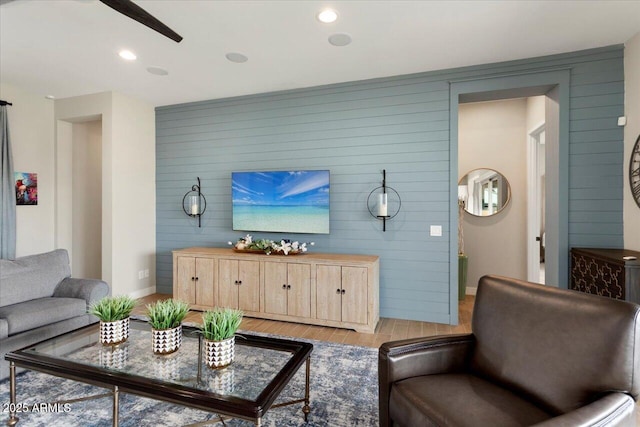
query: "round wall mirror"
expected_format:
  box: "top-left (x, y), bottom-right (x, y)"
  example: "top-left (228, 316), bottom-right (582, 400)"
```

top-left (458, 168), bottom-right (511, 217)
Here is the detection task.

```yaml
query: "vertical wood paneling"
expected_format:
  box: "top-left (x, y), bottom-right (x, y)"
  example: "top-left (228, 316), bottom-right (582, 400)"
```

top-left (156, 46), bottom-right (625, 323)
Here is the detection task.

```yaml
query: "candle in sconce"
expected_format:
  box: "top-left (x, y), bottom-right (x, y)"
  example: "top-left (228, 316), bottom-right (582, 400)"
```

top-left (190, 195), bottom-right (199, 215)
top-left (378, 193), bottom-right (388, 217)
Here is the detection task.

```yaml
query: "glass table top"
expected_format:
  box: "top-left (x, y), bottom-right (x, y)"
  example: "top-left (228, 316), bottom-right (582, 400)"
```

top-left (17, 320), bottom-right (309, 402)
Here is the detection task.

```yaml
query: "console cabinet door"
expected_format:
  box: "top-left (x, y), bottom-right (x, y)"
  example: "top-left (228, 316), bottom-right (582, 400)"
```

top-left (218, 259), bottom-right (260, 312)
top-left (195, 257), bottom-right (215, 307)
top-left (264, 262), bottom-right (288, 315)
top-left (238, 260), bottom-right (260, 312)
top-left (316, 265), bottom-right (342, 322)
top-left (176, 256), bottom-right (196, 305)
top-left (341, 266), bottom-right (368, 324)
top-left (218, 259), bottom-right (238, 309)
top-left (287, 263), bottom-right (311, 318)
top-left (264, 262), bottom-right (311, 317)
top-left (176, 256), bottom-right (214, 307)
top-left (316, 265), bottom-right (367, 324)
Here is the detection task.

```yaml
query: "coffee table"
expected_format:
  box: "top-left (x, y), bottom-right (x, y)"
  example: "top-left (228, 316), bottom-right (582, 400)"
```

top-left (5, 319), bottom-right (313, 426)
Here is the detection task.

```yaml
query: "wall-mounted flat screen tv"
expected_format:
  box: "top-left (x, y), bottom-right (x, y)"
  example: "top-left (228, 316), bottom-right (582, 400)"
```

top-left (232, 170), bottom-right (330, 234)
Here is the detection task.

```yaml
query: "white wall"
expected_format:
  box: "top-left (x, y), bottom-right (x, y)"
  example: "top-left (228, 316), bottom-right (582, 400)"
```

top-left (459, 98), bottom-right (528, 291)
top-left (624, 32), bottom-right (640, 251)
top-left (55, 91), bottom-right (156, 296)
top-left (0, 83), bottom-right (55, 257)
top-left (526, 96), bottom-right (546, 131)
top-left (110, 92), bottom-right (156, 297)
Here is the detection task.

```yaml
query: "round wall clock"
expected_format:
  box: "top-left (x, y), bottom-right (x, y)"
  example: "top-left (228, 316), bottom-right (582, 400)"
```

top-left (631, 134), bottom-right (640, 209)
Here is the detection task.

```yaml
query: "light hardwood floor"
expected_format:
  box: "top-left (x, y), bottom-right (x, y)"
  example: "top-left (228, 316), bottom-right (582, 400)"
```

top-left (132, 293), bottom-right (475, 349)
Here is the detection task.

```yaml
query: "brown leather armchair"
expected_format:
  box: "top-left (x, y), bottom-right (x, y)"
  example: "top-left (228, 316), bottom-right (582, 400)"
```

top-left (379, 275), bottom-right (640, 427)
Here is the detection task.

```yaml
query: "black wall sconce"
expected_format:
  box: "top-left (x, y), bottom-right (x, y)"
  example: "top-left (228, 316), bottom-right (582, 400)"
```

top-left (367, 169), bottom-right (401, 231)
top-left (182, 177), bottom-right (207, 227)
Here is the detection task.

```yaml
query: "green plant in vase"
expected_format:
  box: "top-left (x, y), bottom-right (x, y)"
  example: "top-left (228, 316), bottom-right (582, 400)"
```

top-left (146, 299), bottom-right (189, 330)
top-left (146, 299), bottom-right (190, 355)
top-left (200, 307), bottom-right (243, 369)
top-left (89, 295), bottom-right (137, 322)
top-left (89, 295), bottom-right (137, 346)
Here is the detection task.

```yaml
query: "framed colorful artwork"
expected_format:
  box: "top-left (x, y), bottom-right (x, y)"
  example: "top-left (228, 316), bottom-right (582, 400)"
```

top-left (15, 172), bottom-right (37, 205)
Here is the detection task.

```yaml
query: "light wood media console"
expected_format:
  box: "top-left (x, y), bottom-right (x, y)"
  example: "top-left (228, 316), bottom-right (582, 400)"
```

top-left (172, 247), bottom-right (379, 333)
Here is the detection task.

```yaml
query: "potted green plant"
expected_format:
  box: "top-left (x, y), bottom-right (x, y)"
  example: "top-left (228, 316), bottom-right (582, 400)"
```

top-left (89, 295), bottom-right (137, 346)
top-left (200, 307), bottom-right (243, 369)
top-left (146, 299), bottom-right (190, 355)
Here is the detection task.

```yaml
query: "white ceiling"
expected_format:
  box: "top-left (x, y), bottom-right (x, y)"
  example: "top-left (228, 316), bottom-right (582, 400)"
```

top-left (1, 0), bottom-right (639, 107)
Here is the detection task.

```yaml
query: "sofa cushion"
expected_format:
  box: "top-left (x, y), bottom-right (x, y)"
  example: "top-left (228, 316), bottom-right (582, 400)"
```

top-left (0, 249), bottom-right (72, 307)
top-left (0, 298), bottom-right (87, 336)
top-left (390, 373), bottom-right (551, 427)
top-left (0, 319), bottom-right (7, 340)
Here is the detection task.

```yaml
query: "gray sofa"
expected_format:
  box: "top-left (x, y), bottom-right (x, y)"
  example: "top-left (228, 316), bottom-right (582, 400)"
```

top-left (0, 249), bottom-right (109, 380)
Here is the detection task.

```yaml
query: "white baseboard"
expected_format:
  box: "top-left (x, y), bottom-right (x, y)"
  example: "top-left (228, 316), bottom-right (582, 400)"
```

top-left (466, 287), bottom-right (477, 296)
top-left (128, 285), bottom-right (156, 299)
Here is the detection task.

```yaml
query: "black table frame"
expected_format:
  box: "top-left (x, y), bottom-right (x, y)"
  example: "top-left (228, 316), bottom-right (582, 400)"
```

top-left (5, 320), bottom-right (313, 426)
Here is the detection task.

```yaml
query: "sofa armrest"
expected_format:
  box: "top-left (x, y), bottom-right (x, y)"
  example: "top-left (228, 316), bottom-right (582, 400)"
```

top-left (531, 393), bottom-right (636, 427)
top-left (53, 277), bottom-right (110, 310)
top-left (379, 334), bottom-right (475, 427)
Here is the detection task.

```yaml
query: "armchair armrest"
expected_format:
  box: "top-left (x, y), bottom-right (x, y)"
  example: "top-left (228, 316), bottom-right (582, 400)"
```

top-left (380, 333), bottom-right (475, 382)
top-left (379, 334), bottom-right (475, 427)
top-left (532, 393), bottom-right (636, 427)
top-left (53, 277), bottom-right (110, 310)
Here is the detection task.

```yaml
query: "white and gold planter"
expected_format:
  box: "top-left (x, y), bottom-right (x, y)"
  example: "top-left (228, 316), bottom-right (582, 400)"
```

top-left (152, 325), bottom-right (183, 355)
top-left (99, 344), bottom-right (129, 369)
top-left (99, 317), bottom-right (130, 346)
top-left (153, 353), bottom-right (180, 380)
top-left (204, 336), bottom-right (235, 369)
top-left (209, 369), bottom-right (235, 394)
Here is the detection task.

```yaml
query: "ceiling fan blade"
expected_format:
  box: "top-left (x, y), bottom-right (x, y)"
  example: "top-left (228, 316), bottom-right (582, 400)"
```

top-left (99, 0), bottom-right (182, 43)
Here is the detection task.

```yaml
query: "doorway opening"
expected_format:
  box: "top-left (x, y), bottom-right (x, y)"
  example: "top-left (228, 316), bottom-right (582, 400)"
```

top-left (449, 69), bottom-right (570, 325)
top-left (56, 116), bottom-right (103, 280)
top-left (458, 95), bottom-right (551, 292)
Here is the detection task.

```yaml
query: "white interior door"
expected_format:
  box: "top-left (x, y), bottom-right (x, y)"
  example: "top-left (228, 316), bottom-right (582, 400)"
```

top-left (527, 124), bottom-right (545, 283)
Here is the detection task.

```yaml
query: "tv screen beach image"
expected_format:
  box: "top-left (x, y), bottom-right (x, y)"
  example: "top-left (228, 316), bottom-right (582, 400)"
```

top-left (232, 170), bottom-right (330, 234)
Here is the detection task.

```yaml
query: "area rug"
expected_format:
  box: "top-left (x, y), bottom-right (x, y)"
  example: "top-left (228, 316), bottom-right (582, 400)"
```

top-left (0, 332), bottom-right (379, 426)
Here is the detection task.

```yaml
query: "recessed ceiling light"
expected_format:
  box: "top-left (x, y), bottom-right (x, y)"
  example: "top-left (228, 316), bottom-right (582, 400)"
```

top-left (225, 52), bottom-right (248, 63)
top-left (317, 9), bottom-right (338, 24)
top-left (118, 50), bottom-right (137, 61)
top-left (147, 66), bottom-right (169, 76)
top-left (45, 95), bottom-right (55, 100)
top-left (328, 33), bottom-right (352, 47)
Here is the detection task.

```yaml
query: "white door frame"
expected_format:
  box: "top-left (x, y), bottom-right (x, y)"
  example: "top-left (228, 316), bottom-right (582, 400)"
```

top-left (527, 122), bottom-right (545, 282)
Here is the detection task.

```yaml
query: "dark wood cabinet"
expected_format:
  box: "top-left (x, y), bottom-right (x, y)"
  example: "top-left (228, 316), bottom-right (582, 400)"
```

top-left (570, 248), bottom-right (640, 303)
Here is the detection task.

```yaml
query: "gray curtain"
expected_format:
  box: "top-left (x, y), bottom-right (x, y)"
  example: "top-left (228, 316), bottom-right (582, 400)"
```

top-left (0, 105), bottom-right (16, 259)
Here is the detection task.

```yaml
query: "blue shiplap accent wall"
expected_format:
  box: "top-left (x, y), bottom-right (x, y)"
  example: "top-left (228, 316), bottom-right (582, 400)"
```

top-left (156, 45), bottom-right (624, 324)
